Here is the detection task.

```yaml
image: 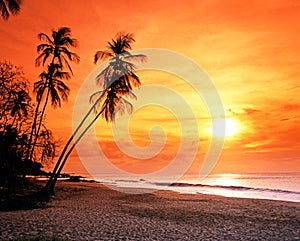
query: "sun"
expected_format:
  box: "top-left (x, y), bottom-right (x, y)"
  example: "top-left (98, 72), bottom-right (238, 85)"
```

top-left (212, 118), bottom-right (239, 138)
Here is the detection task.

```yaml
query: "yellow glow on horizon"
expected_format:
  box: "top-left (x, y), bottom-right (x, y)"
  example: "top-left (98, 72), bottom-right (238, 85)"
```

top-left (213, 118), bottom-right (240, 138)
top-left (213, 173), bottom-right (242, 187)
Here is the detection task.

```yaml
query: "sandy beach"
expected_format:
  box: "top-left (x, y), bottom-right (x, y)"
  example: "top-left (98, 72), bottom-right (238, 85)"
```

top-left (0, 181), bottom-right (299, 241)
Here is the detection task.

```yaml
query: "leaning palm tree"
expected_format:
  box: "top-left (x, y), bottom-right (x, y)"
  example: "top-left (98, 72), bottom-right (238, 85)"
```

top-left (28, 63), bottom-right (71, 162)
top-left (45, 32), bottom-right (146, 194)
top-left (26, 27), bottom-right (79, 162)
top-left (0, 0), bottom-right (22, 20)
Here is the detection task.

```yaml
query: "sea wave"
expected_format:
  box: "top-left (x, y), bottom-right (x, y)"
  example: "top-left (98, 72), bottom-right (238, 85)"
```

top-left (152, 181), bottom-right (300, 195)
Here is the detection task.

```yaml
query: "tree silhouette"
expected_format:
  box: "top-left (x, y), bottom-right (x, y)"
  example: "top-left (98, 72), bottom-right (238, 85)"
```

top-left (0, 62), bottom-right (27, 123)
top-left (0, 61), bottom-right (57, 188)
top-left (10, 89), bottom-right (31, 126)
top-left (0, 0), bottom-right (22, 20)
top-left (46, 32), bottom-right (146, 194)
top-left (35, 27), bottom-right (80, 73)
top-left (34, 64), bottom-right (70, 108)
top-left (28, 63), bottom-right (71, 161)
top-left (26, 27), bottom-right (79, 162)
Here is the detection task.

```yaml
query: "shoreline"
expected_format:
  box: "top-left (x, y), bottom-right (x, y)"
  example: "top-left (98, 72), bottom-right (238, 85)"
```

top-left (33, 172), bottom-right (300, 203)
top-left (94, 182), bottom-right (300, 203)
top-left (1, 181), bottom-right (299, 240)
top-left (63, 176), bottom-right (300, 203)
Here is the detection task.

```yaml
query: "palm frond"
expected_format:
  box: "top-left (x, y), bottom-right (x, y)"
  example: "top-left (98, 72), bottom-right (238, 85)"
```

top-left (35, 48), bottom-right (53, 67)
top-left (33, 83), bottom-right (46, 102)
top-left (124, 91), bottom-right (137, 100)
top-left (69, 52), bottom-right (80, 63)
top-left (53, 70), bottom-right (71, 80)
top-left (34, 53), bottom-right (45, 67)
top-left (89, 90), bottom-right (105, 114)
top-left (94, 50), bottom-right (113, 64)
top-left (60, 47), bottom-right (80, 63)
top-left (61, 55), bottom-right (73, 74)
top-left (127, 72), bottom-right (141, 87)
top-left (60, 36), bottom-right (78, 48)
top-left (123, 54), bottom-right (147, 62)
top-left (95, 65), bottom-right (114, 87)
top-left (89, 90), bottom-right (104, 104)
top-left (49, 85), bottom-right (61, 108)
top-left (37, 33), bottom-right (53, 44)
top-left (33, 80), bottom-right (46, 93)
top-left (0, 0), bottom-right (22, 20)
top-left (0, 1), bottom-right (9, 19)
top-left (37, 43), bottom-right (52, 52)
top-left (54, 79), bottom-right (70, 98)
top-left (122, 98), bottom-right (134, 115)
top-left (8, 0), bottom-right (21, 14)
top-left (120, 60), bottom-right (136, 73)
top-left (56, 85), bottom-right (69, 102)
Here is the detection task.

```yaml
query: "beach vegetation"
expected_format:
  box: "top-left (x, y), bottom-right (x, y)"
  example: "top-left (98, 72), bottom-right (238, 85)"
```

top-left (45, 32), bottom-right (146, 194)
top-left (0, 61), bottom-right (56, 187)
top-left (26, 27), bottom-right (79, 165)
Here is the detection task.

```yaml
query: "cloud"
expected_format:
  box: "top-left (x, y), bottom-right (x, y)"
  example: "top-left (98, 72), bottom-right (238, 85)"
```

top-left (281, 104), bottom-right (300, 111)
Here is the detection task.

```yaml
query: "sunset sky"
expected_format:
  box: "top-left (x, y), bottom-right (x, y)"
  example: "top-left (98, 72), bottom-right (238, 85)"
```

top-left (1, 0), bottom-right (299, 176)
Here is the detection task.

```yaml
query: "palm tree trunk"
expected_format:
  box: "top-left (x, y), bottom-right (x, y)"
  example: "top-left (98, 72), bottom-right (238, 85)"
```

top-left (27, 55), bottom-right (58, 162)
top-left (45, 96), bottom-right (102, 192)
top-left (44, 99), bottom-right (98, 190)
top-left (29, 88), bottom-right (50, 162)
top-left (48, 107), bottom-right (105, 194)
top-left (44, 135), bottom-right (75, 189)
top-left (25, 89), bottom-right (44, 161)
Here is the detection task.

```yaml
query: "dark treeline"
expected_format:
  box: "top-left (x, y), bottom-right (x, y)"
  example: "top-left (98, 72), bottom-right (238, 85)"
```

top-left (0, 61), bottom-right (56, 188)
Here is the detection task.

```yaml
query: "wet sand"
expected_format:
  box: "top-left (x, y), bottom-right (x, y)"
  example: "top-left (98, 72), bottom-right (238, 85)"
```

top-left (0, 181), bottom-right (299, 240)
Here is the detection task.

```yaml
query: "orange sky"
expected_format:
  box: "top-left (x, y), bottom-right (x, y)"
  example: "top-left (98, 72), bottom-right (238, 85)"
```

top-left (1, 0), bottom-right (299, 176)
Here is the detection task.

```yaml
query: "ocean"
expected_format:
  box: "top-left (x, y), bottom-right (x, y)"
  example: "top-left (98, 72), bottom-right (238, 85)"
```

top-left (92, 172), bottom-right (300, 202)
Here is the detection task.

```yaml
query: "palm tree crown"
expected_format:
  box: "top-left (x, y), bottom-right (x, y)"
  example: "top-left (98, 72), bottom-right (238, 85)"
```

top-left (34, 63), bottom-right (71, 108)
top-left (93, 32), bottom-right (146, 122)
top-left (10, 89), bottom-right (31, 119)
top-left (35, 27), bottom-right (80, 73)
top-left (0, 0), bottom-right (22, 20)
